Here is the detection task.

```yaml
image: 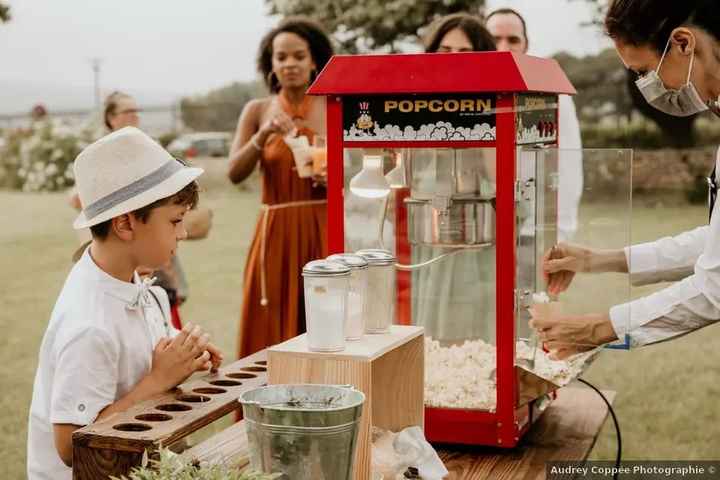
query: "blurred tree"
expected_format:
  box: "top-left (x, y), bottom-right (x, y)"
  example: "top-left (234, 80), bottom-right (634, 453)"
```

top-left (570, 0), bottom-right (606, 27)
top-left (0, 2), bottom-right (11, 23)
top-left (180, 81), bottom-right (265, 132)
top-left (264, 0), bottom-right (485, 53)
top-left (569, 0), bottom-right (698, 147)
top-left (555, 48), bottom-right (633, 126)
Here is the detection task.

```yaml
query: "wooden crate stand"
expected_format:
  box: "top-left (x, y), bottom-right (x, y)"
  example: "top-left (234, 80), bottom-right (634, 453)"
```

top-left (267, 325), bottom-right (425, 480)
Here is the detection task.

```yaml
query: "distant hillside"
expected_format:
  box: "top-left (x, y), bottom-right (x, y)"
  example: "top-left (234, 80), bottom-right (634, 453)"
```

top-left (0, 79), bottom-right (185, 115)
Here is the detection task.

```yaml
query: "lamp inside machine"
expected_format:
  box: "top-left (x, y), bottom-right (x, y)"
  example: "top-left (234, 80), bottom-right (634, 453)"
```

top-left (349, 154), bottom-right (390, 198)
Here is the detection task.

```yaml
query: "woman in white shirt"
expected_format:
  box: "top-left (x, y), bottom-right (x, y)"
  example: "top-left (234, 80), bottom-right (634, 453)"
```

top-left (532, 0), bottom-right (720, 360)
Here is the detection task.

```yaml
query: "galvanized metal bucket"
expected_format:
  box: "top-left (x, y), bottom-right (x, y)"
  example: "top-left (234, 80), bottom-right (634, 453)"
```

top-left (239, 384), bottom-right (365, 480)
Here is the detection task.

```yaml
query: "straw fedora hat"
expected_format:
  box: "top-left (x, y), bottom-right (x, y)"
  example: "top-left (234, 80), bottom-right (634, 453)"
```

top-left (73, 126), bottom-right (203, 229)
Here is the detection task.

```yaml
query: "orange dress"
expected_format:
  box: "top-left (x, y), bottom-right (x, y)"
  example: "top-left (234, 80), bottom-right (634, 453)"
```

top-left (237, 93), bottom-right (327, 359)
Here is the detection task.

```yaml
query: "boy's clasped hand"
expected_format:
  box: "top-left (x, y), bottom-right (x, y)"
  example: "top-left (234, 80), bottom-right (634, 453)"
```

top-left (150, 322), bottom-right (224, 392)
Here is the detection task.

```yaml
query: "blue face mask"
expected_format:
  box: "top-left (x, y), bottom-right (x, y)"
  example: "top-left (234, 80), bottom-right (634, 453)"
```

top-left (634, 37), bottom-right (708, 117)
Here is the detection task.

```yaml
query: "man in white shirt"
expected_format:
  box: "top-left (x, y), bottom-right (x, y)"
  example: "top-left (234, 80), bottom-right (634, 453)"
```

top-left (486, 7), bottom-right (584, 242)
top-left (27, 127), bottom-right (223, 479)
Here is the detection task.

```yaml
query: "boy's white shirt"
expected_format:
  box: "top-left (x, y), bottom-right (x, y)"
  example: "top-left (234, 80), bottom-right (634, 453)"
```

top-left (27, 247), bottom-right (176, 480)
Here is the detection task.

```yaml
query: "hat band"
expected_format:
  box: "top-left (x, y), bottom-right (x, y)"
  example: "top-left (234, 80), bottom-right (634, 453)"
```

top-left (84, 159), bottom-right (183, 221)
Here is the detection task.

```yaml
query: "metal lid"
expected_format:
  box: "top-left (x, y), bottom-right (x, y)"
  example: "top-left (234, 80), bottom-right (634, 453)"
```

top-left (302, 259), bottom-right (351, 277)
top-left (355, 249), bottom-right (396, 266)
top-left (327, 253), bottom-right (369, 270)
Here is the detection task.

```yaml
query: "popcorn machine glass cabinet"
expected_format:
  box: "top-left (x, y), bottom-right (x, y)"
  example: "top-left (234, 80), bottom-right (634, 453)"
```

top-left (343, 146), bottom-right (634, 418)
top-left (344, 146), bottom-right (500, 412)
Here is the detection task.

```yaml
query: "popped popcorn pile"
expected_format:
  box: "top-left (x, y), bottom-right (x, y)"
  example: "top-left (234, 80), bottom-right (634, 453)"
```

top-left (424, 337), bottom-right (598, 411)
top-left (424, 338), bottom-right (497, 411)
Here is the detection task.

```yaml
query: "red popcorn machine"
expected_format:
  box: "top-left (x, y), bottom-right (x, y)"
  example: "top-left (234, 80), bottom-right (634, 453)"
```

top-left (307, 52), bottom-right (631, 447)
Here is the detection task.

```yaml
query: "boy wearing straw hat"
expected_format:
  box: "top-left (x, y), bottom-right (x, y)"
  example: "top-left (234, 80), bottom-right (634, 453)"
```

top-left (27, 127), bottom-right (224, 480)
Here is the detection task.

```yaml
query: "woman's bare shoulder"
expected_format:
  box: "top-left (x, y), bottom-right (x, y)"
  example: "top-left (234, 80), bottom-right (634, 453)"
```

top-left (245, 97), bottom-right (274, 114)
top-left (241, 97), bottom-right (276, 125)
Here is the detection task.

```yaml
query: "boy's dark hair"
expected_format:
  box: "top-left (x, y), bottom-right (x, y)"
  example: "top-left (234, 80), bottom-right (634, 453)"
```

top-left (257, 16), bottom-right (334, 93)
top-left (89, 180), bottom-right (199, 240)
top-left (605, 0), bottom-right (720, 54)
top-left (486, 7), bottom-right (529, 50)
top-left (425, 13), bottom-right (496, 53)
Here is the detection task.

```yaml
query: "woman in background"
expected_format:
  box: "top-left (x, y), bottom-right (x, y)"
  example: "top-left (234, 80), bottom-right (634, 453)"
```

top-left (411, 14), bottom-right (498, 344)
top-left (425, 12), bottom-right (496, 53)
top-left (228, 17), bottom-right (333, 359)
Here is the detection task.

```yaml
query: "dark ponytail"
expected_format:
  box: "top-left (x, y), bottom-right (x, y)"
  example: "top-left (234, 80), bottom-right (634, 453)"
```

top-left (605, 0), bottom-right (720, 53)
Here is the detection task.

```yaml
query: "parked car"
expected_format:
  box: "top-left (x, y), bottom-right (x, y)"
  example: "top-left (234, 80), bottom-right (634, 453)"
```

top-left (168, 132), bottom-right (231, 159)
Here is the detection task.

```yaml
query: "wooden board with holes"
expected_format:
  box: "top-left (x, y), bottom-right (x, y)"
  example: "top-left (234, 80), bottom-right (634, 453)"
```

top-left (71, 350), bottom-right (268, 480)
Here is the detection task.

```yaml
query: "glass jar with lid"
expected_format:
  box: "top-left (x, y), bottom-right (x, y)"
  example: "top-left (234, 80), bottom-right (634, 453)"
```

top-left (302, 260), bottom-right (351, 352)
top-left (355, 249), bottom-right (396, 334)
top-left (327, 253), bottom-right (369, 340)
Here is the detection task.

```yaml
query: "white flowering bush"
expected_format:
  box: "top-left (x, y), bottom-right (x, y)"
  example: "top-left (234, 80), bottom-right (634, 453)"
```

top-left (0, 118), bottom-right (102, 192)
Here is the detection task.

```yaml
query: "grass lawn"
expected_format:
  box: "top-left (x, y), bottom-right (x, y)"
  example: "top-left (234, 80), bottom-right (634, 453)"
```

top-left (1, 159), bottom-right (718, 478)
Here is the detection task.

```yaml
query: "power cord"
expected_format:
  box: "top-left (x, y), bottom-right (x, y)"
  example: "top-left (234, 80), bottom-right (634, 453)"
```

top-left (577, 378), bottom-right (622, 480)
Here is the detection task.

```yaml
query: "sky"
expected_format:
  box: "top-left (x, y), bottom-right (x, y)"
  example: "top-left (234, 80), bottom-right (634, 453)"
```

top-left (0, 0), bottom-right (611, 114)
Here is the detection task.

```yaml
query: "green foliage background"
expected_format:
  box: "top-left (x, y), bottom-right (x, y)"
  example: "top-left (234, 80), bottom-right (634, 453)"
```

top-left (265, 0), bottom-right (485, 53)
top-left (181, 81), bottom-right (265, 133)
top-left (0, 1), bottom-right (10, 23)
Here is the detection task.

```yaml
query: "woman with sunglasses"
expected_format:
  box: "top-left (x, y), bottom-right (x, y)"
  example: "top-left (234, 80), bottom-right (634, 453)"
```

top-left (103, 91), bottom-right (141, 130)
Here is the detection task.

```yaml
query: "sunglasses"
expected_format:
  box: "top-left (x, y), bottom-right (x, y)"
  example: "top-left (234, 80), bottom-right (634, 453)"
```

top-left (173, 156), bottom-right (189, 167)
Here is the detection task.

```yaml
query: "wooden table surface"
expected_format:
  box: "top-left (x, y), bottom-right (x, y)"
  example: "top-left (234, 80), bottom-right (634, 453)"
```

top-left (184, 386), bottom-right (615, 480)
top-left (438, 387), bottom-right (616, 479)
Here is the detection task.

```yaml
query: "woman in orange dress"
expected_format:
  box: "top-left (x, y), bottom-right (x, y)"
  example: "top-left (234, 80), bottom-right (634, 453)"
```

top-left (228, 17), bottom-right (334, 358)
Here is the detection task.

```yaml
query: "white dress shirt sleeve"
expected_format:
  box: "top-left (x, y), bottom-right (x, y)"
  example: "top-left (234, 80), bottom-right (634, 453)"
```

top-left (609, 148), bottom-right (720, 346)
top-left (623, 226), bottom-right (708, 286)
top-left (50, 326), bottom-right (119, 426)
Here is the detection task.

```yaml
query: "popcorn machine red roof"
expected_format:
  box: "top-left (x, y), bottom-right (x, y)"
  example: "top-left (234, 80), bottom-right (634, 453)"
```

top-left (308, 51), bottom-right (581, 447)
